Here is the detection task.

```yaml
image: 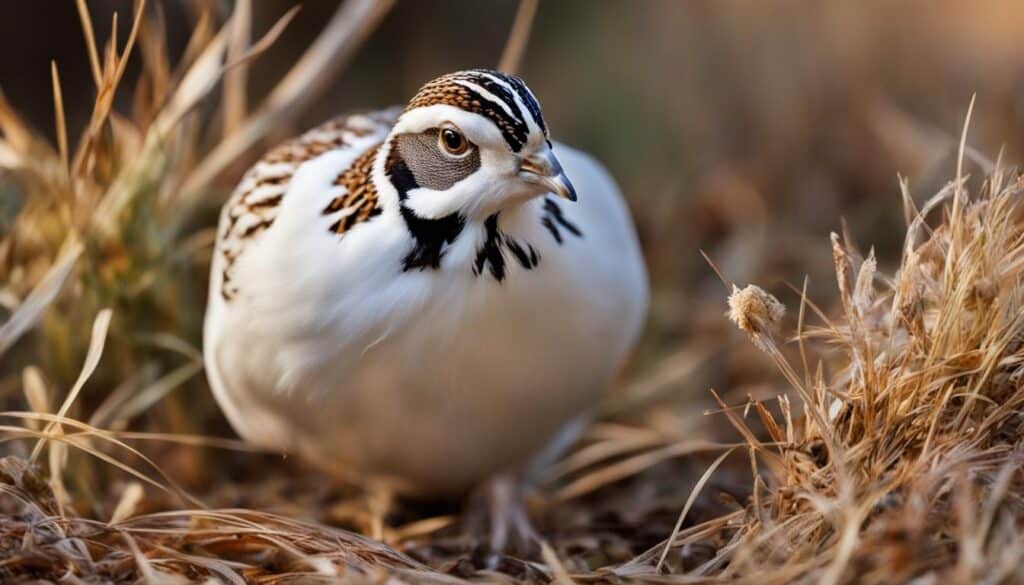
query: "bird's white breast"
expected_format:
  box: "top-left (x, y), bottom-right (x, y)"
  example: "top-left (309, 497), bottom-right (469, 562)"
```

top-left (204, 142), bottom-right (648, 495)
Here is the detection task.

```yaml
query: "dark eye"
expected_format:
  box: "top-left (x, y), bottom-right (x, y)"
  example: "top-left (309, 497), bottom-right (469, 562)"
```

top-left (439, 128), bottom-right (469, 155)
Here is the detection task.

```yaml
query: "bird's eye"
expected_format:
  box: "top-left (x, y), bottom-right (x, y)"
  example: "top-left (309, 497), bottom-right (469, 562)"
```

top-left (439, 128), bottom-right (469, 156)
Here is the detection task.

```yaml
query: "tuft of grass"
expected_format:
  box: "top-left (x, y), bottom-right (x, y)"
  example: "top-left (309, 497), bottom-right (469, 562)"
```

top-left (656, 118), bottom-right (1024, 583)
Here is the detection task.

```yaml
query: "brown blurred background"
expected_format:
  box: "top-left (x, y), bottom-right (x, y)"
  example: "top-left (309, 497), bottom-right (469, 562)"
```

top-left (3, 0), bottom-right (1023, 439)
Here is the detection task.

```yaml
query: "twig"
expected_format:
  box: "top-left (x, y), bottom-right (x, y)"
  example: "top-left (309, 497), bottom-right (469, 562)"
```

top-left (498, 0), bottom-right (539, 75)
top-left (223, 0), bottom-right (252, 136)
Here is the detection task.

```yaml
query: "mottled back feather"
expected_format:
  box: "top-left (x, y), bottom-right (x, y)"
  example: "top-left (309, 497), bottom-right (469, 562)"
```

top-left (217, 108), bottom-right (399, 300)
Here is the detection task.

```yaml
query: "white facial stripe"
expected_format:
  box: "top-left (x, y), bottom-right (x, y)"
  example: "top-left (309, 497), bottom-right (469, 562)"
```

top-left (393, 104), bottom-right (507, 149)
top-left (452, 79), bottom-right (518, 119)
top-left (506, 75), bottom-right (548, 137)
top-left (509, 86), bottom-right (540, 136)
top-left (475, 71), bottom-right (517, 95)
top-left (475, 71), bottom-right (540, 136)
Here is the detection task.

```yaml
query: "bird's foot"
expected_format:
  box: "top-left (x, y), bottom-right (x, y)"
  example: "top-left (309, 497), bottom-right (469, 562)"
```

top-left (463, 475), bottom-right (539, 566)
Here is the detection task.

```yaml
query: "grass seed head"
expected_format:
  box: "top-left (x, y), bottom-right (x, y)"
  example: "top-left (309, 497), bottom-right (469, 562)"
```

top-left (728, 284), bottom-right (786, 352)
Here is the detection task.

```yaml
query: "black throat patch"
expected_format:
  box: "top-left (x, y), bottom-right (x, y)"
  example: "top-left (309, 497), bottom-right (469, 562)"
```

top-left (473, 213), bottom-right (541, 282)
top-left (540, 197), bottom-right (583, 244)
top-left (400, 208), bottom-right (466, 271)
top-left (386, 141), bottom-right (467, 271)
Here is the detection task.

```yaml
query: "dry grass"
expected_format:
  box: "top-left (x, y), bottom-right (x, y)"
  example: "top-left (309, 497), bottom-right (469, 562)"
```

top-left (678, 127), bottom-right (1024, 583)
top-left (3, 2), bottom-right (1024, 584)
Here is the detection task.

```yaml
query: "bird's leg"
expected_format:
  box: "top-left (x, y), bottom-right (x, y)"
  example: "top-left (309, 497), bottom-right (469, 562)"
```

top-left (487, 474), bottom-right (538, 554)
top-left (464, 473), bottom-right (539, 562)
top-left (463, 419), bottom-right (589, 561)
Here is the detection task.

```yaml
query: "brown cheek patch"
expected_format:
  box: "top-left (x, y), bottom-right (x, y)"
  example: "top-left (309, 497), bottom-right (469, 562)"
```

top-left (394, 130), bottom-right (480, 191)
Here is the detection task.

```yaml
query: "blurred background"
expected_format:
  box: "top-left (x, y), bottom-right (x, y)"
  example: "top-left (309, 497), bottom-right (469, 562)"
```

top-left (1, 0), bottom-right (1023, 564)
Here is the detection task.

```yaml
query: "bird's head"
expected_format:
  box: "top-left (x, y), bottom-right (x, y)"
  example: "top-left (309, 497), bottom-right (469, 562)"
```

top-left (374, 69), bottom-right (575, 222)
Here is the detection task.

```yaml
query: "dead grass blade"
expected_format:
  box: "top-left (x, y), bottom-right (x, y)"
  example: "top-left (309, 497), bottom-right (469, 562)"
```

top-left (656, 447), bottom-right (736, 571)
top-left (223, 0), bottom-right (252, 136)
top-left (109, 482), bottom-right (144, 524)
top-left (50, 61), bottom-right (69, 175)
top-left (551, 440), bottom-right (735, 502)
top-left (498, 0), bottom-right (539, 75)
top-left (21, 367), bottom-right (50, 431)
top-left (0, 239), bottom-right (83, 357)
top-left (31, 309), bottom-right (112, 462)
top-left (75, 0), bottom-right (103, 89)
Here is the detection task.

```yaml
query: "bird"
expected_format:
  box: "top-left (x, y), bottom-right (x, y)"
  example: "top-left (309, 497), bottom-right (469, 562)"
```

top-left (203, 69), bottom-right (648, 549)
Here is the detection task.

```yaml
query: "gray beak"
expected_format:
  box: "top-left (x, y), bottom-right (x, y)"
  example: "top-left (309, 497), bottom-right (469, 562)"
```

top-left (519, 150), bottom-right (577, 201)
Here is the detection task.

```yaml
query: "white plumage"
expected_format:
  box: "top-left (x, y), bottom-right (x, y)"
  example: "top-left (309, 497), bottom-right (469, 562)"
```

top-left (203, 70), bottom-right (648, 497)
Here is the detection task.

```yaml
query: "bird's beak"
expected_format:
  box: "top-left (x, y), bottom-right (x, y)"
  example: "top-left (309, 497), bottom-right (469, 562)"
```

top-left (519, 149), bottom-right (577, 201)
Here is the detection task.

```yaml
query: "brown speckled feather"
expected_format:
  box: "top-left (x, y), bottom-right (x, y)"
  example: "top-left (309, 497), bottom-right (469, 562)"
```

top-left (324, 144), bottom-right (383, 235)
top-left (217, 108), bottom-right (399, 301)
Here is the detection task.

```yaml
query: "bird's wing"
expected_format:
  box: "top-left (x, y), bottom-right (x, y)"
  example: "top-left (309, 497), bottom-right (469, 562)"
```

top-left (215, 108), bottom-right (399, 301)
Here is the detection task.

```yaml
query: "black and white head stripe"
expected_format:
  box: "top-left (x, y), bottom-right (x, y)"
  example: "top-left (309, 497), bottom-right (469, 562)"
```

top-left (404, 69), bottom-right (549, 152)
